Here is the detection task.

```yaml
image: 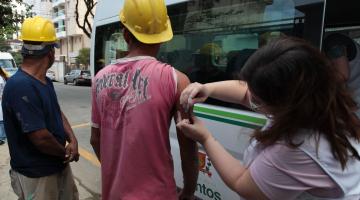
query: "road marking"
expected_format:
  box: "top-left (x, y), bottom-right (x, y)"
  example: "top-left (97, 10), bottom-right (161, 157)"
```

top-left (71, 123), bottom-right (100, 167)
top-left (71, 122), bottom-right (91, 129)
top-left (79, 147), bottom-right (101, 167)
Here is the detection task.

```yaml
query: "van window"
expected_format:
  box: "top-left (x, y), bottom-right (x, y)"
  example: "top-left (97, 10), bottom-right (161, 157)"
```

top-left (0, 59), bottom-right (16, 69)
top-left (81, 70), bottom-right (91, 75)
top-left (93, 0), bottom-right (325, 110)
top-left (0, 59), bottom-right (17, 77)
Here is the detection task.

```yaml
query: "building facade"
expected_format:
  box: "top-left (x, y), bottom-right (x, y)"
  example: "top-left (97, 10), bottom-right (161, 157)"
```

top-left (24, 0), bottom-right (53, 19)
top-left (53, 0), bottom-right (92, 70)
top-left (24, 0), bottom-right (92, 70)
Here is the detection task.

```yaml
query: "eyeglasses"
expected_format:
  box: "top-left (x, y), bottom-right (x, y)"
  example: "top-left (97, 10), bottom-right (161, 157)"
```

top-left (249, 95), bottom-right (264, 111)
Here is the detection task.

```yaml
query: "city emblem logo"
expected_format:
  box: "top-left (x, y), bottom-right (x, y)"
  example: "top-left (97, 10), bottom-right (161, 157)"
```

top-left (198, 152), bottom-right (212, 177)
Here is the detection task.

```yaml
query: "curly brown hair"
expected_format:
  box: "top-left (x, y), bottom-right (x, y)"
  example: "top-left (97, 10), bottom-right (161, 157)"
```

top-left (241, 37), bottom-right (360, 169)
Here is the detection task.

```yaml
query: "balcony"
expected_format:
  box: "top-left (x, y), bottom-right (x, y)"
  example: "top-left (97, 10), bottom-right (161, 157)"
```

top-left (53, 9), bottom-right (65, 17)
top-left (53, 0), bottom-right (65, 8)
top-left (52, 10), bottom-right (65, 22)
top-left (56, 26), bottom-right (66, 38)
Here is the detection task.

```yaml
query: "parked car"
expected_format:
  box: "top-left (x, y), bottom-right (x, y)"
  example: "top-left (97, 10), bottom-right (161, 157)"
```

top-left (0, 52), bottom-right (18, 77)
top-left (46, 70), bottom-right (56, 81)
top-left (64, 69), bottom-right (91, 86)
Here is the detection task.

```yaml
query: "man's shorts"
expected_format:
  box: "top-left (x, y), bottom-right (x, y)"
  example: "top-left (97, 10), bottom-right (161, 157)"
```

top-left (9, 165), bottom-right (79, 200)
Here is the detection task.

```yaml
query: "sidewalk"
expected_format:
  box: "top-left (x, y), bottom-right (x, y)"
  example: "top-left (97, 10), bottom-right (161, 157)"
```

top-left (0, 143), bottom-right (96, 200)
top-left (0, 143), bottom-right (15, 200)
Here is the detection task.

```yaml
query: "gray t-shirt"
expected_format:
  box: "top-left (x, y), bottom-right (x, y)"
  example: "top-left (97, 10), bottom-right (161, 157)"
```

top-left (248, 143), bottom-right (341, 199)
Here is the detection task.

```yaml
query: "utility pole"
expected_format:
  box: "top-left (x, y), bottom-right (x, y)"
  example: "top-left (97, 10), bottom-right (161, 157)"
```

top-left (65, 0), bottom-right (69, 72)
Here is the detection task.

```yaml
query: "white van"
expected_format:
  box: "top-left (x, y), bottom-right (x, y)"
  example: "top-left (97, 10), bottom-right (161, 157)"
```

top-left (91, 1), bottom-right (360, 199)
top-left (0, 52), bottom-right (18, 77)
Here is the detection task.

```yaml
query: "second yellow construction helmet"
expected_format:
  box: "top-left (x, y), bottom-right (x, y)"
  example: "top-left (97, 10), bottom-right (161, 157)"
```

top-left (119, 0), bottom-right (173, 44)
top-left (19, 16), bottom-right (57, 42)
top-left (200, 43), bottom-right (222, 57)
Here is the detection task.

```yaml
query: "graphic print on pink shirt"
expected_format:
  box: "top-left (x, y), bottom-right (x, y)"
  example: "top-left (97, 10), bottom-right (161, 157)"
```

top-left (95, 68), bottom-right (151, 111)
top-left (91, 56), bottom-right (178, 200)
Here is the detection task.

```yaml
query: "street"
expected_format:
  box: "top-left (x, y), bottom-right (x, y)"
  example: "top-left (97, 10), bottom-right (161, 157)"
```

top-left (0, 82), bottom-right (102, 200)
top-left (55, 82), bottom-right (101, 200)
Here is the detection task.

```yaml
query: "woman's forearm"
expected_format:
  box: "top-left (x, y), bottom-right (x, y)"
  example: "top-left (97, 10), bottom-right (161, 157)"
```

top-left (205, 80), bottom-right (249, 106)
top-left (202, 134), bottom-right (246, 192)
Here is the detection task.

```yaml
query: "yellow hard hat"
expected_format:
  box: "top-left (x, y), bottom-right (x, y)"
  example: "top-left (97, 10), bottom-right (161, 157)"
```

top-left (200, 43), bottom-right (222, 56)
top-left (19, 16), bottom-right (57, 42)
top-left (119, 0), bottom-right (173, 44)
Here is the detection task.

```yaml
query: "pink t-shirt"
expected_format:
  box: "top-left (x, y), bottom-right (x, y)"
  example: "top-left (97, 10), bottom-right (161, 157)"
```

top-left (91, 56), bottom-right (178, 200)
top-left (249, 143), bottom-right (343, 199)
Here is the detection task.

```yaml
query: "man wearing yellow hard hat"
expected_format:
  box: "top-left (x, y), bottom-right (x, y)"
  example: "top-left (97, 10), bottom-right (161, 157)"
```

top-left (2, 16), bottom-right (79, 200)
top-left (90, 0), bottom-right (199, 199)
top-left (190, 43), bottom-right (228, 84)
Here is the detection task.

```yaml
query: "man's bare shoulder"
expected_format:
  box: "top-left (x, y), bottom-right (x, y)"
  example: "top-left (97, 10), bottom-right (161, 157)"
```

top-left (174, 69), bottom-right (190, 92)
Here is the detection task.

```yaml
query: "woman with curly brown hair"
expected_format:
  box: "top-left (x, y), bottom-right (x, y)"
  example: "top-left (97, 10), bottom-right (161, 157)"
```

top-left (177, 37), bottom-right (360, 200)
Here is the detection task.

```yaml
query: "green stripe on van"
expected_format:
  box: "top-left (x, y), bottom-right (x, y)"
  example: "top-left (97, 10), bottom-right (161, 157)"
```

top-left (194, 106), bottom-right (267, 125)
top-left (194, 112), bottom-right (262, 129)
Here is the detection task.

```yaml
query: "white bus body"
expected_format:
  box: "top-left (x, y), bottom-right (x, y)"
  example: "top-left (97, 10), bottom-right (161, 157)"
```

top-left (91, 1), bottom-right (360, 199)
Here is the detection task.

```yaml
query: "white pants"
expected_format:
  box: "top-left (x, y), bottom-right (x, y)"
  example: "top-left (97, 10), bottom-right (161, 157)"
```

top-left (10, 165), bottom-right (79, 200)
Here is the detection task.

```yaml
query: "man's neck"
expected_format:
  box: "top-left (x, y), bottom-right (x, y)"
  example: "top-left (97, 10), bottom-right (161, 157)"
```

top-left (21, 62), bottom-right (48, 84)
top-left (126, 52), bottom-right (155, 58)
top-left (126, 45), bottom-right (159, 58)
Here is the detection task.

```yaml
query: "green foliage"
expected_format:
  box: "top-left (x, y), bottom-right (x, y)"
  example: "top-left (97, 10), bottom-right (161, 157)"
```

top-left (12, 52), bottom-right (23, 66)
top-left (0, 39), bottom-right (11, 52)
top-left (0, 0), bottom-right (34, 40)
top-left (76, 48), bottom-right (90, 66)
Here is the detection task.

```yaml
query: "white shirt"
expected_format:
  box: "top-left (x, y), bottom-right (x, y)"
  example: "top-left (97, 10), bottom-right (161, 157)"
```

top-left (0, 76), bottom-right (6, 121)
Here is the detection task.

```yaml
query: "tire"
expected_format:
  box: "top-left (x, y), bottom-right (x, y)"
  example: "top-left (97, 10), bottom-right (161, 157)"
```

top-left (74, 79), bottom-right (78, 86)
top-left (64, 78), bottom-right (68, 85)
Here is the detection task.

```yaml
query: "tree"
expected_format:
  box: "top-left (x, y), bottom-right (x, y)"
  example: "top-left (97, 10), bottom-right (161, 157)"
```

top-left (0, 40), bottom-right (11, 52)
top-left (0, 0), bottom-right (34, 40)
top-left (75, 0), bottom-right (97, 38)
top-left (12, 51), bottom-right (23, 66)
top-left (76, 48), bottom-right (90, 67)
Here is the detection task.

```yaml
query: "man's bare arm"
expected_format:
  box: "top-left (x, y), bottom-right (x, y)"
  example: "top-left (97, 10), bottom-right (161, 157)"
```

top-left (90, 127), bottom-right (101, 161)
top-left (61, 111), bottom-right (77, 143)
top-left (61, 111), bottom-right (79, 162)
top-left (175, 70), bottom-right (199, 198)
top-left (27, 128), bottom-right (66, 158)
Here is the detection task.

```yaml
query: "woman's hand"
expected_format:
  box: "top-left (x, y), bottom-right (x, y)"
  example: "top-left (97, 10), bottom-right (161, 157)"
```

top-left (176, 112), bottom-right (212, 144)
top-left (180, 82), bottom-right (210, 112)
